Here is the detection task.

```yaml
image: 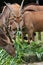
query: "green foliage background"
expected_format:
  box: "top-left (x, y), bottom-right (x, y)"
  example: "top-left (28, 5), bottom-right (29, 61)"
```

top-left (0, 31), bottom-right (43, 65)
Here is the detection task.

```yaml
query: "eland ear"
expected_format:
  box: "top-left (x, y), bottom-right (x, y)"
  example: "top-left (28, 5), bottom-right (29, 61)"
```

top-left (4, 2), bottom-right (12, 12)
top-left (4, 2), bottom-right (16, 17)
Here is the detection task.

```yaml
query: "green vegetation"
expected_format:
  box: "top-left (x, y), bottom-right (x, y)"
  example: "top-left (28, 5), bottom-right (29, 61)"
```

top-left (0, 31), bottom-right (43, 65)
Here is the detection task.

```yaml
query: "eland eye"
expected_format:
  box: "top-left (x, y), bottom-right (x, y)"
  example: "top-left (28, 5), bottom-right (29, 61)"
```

top-left (13, 28), bottom-right (17, 31)
top-left (12, 45), bottom-right (14, 47)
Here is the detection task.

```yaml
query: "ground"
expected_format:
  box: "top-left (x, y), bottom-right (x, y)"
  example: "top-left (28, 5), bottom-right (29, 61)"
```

top-left (21, 62), bottom-right (43, 65)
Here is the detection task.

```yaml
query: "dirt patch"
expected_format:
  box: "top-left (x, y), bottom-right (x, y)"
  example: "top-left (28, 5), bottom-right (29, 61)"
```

top-left (21, 62), bottom-right (43, 65)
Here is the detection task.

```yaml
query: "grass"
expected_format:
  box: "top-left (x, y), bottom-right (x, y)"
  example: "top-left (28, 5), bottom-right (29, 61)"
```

top-left (0, 31), bottom-right (43, 65)
top-left (35, 32), bottom-right (43, 41)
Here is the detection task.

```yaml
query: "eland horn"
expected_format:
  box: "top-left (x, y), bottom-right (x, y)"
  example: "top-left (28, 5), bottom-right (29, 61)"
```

top-left (20, 0), bottom-right (24, 12)
top-left (4, 1), bottom-right (15, 16)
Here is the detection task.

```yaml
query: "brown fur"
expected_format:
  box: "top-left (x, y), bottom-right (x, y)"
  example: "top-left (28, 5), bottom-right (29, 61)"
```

top-left (0, 4), bottom-right (18, 56)
top-left (23, 11), bottom-right (43, 43)
top-left (0, 3), bottom-right (20, 26)
top-left (22, 4), bottom-right (43, 41)
top-left (8, 4), bottom-right (43, 41)
top-left (7, 3), bottom-right (43, 42)
top-left (0, 3), bottom-right (21, 39)
top-left (23, 4), bottom-right (43, 13)
top-left (0, 28), bottom-right (15, 56)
